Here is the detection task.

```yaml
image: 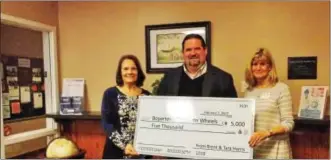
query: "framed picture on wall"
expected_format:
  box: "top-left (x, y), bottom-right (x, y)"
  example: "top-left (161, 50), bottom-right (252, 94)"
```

top-left (145, 21), bottom-right (211, 73)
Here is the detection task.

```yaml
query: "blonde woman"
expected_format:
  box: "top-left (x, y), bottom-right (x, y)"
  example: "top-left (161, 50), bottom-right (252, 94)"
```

top-left (244, 48), bottom-right (294, 159)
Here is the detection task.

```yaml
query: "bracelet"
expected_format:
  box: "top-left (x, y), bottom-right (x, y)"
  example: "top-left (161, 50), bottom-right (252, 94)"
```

top-left (268, 130), bottom-right (274, 137)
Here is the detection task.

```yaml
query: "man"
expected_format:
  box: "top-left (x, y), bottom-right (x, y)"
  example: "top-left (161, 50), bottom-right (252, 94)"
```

top-left (157, 34), bottom-right (237, 98)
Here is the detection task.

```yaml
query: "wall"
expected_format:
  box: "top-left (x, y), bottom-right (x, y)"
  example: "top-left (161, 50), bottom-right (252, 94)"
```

top-left (1, 1), bottom-right (59, 158)
top-left (1, 1), bottom-right (58, 26)
top-left (57, 1), bottom-right (330, 114)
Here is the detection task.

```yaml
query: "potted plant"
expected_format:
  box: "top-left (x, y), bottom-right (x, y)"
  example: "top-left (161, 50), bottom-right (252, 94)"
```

top-left (151, 76), bottom-right (164, 95)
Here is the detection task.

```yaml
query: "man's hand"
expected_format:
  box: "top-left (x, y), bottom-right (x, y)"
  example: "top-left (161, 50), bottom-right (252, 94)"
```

top-left (124, 144), bottom-right (139, 156)
top-left (248, 130), bottom-right (270, 147)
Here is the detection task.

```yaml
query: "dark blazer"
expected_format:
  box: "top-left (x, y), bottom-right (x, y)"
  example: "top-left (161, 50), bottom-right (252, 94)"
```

top-left (157, 64), bottom-right (238, 98)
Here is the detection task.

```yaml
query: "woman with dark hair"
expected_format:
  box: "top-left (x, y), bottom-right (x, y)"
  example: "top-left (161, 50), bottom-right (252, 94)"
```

top-left (101, 54), bottom-right (151, 159)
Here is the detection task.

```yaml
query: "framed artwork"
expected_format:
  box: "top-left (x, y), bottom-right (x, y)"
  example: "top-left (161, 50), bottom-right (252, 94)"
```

top-left (298, 86), bottom-right (328, 119)
top-left (145, 21), bottom-right (211, 73)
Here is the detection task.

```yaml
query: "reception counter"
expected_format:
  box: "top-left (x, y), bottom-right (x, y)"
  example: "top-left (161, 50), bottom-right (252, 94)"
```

top-left (47, 112), bottom-right (330, 159)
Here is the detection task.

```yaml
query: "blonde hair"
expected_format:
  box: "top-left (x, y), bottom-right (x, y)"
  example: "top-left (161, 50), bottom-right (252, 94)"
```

top-left (245, 48), bottom-right (278, 90)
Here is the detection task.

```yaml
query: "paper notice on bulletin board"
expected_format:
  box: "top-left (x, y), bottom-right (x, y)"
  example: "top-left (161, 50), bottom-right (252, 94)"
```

top-left (11, 101), bottom-right (21, 114)
top-left (6, 66), bottom-right (18, 76)
top-left (20, 86), bottom-right (31, 103)
top-left (9, 86), bottom-right (19, 100)
top-left (18, 58), bottom-right (31, 68)
top-left (7, 76), bottom-right (18, 86)
top-left (32, 68), bottom-right (42, 82)
top-left (33, 92), bottom-right (43, 109)
top-left (3, 105), bottom-right (11, 119)
top-left (2, 93), bottom-right (9, 105)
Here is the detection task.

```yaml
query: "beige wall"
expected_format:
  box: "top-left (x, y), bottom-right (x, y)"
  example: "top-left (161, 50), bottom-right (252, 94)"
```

top-left (1, 1), bottom-right (58, 26)
top-left (58, 1), bottom-right (330, 114)
top-left (1, 1), bottom-right (58, 158)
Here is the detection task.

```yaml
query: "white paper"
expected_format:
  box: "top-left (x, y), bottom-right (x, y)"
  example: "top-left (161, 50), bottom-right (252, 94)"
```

top-left (20, 86), bottom-right (31, 103)
top-left (62, 78), bottom-right (85, 97)
top-left (298, 86), bottom-right (329, 119)
top-left (8, 86), bottom-right (19, 100)
top-left (32, 77), bottom-right (42, 82)
top-left (134, 96), bottom-right (255, 159)
top-left (6, 66), bottom-right (17, 76)
top-left (3, 105), bottom-right (11, 119)
top-left (6, 76), bottom-right (18, 85)
top-left (32, 68), bottom-right (42, 82)
top-left (2, 93), bottom-right (9, 105)
top-left (33, 92), bottom-right (43, 109)
top-left (18, 58), bottom-right (31, 68)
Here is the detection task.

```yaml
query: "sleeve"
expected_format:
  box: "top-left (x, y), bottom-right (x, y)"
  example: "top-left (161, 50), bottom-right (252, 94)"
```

top-left (225, 75), bottom-right (238, 98)
top-left (101, 89), bottom-right (130, 150)
top-left (111, 129), bottom-right (131, 150)
top-left (278, 85), bottom-right (295, 132)
top-left (101, 89), bottom-right (114, 137)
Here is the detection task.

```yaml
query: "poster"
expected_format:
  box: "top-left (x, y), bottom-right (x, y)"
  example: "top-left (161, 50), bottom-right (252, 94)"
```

top-left (32, 68), bottom-right (42, 83)
top-left (18, 58), bottom-right (31, 68)
top-left (298, 86), bottom-right (328, 119)
top-left (20, 86), bottom-right (31, 103)
top-left (2, 93), bottom-right (9, 105)
top-left (6, 66), bottom-right (18, 76)
top-left (33, 92), bottom-right (43, 109)
top-left (11, 101), bottom-right (21, 114)
top-left (6, 76), bottom-right (18, 87)
top-left (3, 105), bottom-right (11, 119)
top-left (62, 78), bottom-right (85, 97)
top-left (8, 86), bottom-right (19, 100)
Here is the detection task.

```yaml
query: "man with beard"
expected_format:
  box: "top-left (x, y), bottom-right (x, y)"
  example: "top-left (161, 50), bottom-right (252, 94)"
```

top-left (157, 34), bottom-right (237, 98)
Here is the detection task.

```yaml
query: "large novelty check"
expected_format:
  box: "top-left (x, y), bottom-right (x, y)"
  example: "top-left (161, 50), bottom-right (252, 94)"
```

top-left (134, 96), bottom-right (255, 159)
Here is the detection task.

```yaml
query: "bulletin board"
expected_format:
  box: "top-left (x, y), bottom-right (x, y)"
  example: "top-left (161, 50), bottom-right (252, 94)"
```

top-left (1, 55), bottom-right (46, 121)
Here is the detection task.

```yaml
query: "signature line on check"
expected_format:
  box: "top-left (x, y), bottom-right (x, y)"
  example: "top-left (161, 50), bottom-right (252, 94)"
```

top-left (193, 147), bottom-right (249, 153)
top-left (140, 127), bottom-right (235, 134)
top-left (138, 143), bottom-right (185, 148)
top-left (140, 120), bottom-right (225, 126)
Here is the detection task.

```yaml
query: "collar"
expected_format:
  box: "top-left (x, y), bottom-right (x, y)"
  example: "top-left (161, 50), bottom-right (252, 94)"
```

top-left (183, 62), bottom-right (207, 79)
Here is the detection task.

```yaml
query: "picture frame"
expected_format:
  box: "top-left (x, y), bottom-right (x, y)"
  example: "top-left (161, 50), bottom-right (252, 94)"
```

top-left (298, 86), bottom-right (329, 119)
top-left (145, 21), bottom-right (211, 73)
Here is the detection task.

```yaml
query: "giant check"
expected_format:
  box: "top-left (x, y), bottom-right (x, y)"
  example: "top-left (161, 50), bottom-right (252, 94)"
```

top-left (133, 96), bottom-right (255, 159)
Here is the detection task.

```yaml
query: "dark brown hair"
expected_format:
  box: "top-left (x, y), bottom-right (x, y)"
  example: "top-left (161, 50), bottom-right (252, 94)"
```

top-left (116, 54), bottom-right (146, 87)
top-left (181, 34), bottom-right (206, 51)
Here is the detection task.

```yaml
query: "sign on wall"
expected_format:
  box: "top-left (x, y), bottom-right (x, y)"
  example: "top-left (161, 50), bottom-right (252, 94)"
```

top-left (288, 56), bottom-right (317, 79)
